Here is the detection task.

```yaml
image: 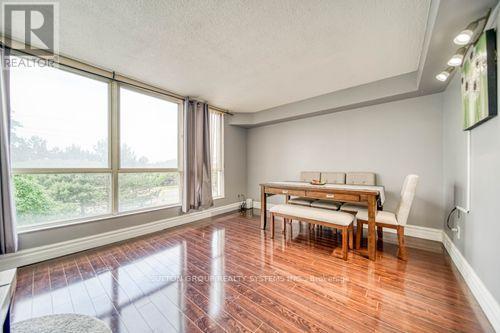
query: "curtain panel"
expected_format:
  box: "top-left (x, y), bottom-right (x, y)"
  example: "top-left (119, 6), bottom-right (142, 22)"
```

top-left (182, 98), bottom-right (213, 212)
top-left (0, 47), bottom-right (18, 254)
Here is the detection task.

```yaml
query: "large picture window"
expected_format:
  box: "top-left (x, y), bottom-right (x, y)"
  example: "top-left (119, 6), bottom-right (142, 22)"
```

top-left (9, 56), bottom-right (182, 229)
top-left (209, 110), bottom-right (224, 198)
top-left (117, 87), bottom-right (182, 212)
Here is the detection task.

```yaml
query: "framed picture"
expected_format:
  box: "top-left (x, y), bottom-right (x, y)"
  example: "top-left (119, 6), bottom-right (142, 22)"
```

top-left (461, 29), bottom-right (497, 131)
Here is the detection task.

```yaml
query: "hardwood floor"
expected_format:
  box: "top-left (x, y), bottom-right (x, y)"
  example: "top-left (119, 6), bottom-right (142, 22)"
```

top-left (11, 210), bottom-right (493, 332)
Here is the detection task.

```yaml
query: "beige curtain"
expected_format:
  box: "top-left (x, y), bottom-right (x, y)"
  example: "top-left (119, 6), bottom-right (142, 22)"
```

top-left (0, 47), bottom-right (17, 254)
top-left (182, 98), bottom-right (213, 212)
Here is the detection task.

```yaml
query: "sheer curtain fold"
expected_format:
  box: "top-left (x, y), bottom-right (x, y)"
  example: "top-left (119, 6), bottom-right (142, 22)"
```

top-left (0, 47), bottom-right (18, 254)
top-left (182, 98), bottom-right (213, 213)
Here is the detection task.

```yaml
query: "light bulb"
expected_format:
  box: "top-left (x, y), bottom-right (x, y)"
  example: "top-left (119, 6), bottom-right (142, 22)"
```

top-left (447, 48), bottom-right (466, 67)
top-left (453, 22), bottom-right (478, 45)
top-left (454, 30), bottom-right (473, 45)
top-left (435, 67), bottom-right (454, 82)
top-left (436, 71), bottom-right (450, 81)
top-left (448, 54), bottom-right (464, 66)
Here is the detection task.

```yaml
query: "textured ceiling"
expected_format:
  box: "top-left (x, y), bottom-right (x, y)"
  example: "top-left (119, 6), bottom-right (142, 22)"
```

top-left (3, 0), bottom-right (431, 112)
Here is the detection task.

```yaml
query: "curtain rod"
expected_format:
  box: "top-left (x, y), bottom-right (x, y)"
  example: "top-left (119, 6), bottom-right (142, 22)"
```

top-left (0, 37), bottom-right (234, 115)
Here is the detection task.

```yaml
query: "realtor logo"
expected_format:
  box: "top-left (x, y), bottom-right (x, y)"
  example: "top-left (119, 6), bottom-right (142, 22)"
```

top-left (2, 2), bottom-right (59, 56)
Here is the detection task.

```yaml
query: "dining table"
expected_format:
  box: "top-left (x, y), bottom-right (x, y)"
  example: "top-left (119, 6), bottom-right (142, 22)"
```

top-left (260, 181), bottom-right (385, 261)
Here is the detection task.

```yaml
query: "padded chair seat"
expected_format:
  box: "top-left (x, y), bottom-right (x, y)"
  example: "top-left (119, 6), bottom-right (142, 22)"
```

top-left (270, 204), bottom-right (354, 226)
top-left (355, 209), bottom-right (398, 226)
top-left (310, 200), bottom-right (341, 210)
top-left (288, 197), bottom-right (315, 206)
top-left (340, 203), bottom-right (367, 213)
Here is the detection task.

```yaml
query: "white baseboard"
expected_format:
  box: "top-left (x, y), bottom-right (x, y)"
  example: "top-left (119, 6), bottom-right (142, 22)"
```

top-left (443, 233), bottom-right (500, 332)
top-left (0, 202), bottom-right (240, 271)
top-left (253, 201), bottom-right (443, 242)
top-left (371, 223), bottom-right (443, 242)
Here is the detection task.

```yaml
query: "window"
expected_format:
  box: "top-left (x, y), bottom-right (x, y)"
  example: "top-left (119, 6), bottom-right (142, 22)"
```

top-left (10, 56), bottom-right (182, 229)
top-left (209, 110), bottom-right (224, 198)
top-left (10, 60), bottom-right (111, 226)
top-left (10, 63), bottom-right (109, 168)
top-left (120, 88), bottom-right (178, 168)
top-left (118, 87), bottom-right (182, 212)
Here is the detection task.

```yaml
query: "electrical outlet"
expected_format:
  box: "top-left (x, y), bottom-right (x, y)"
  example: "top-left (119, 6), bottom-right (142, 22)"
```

top-left (456, 226), bottom-right (461, 240)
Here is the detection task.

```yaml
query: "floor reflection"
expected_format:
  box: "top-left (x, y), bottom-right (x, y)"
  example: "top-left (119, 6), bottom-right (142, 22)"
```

top-left (11, 212), bottom-right (491, 333)
top-left (209, 228), bottom-right (225, 317)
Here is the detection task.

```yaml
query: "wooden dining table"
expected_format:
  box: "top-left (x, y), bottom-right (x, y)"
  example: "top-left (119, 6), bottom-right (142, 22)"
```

top-left (260, 181), bottom-right (385, 261)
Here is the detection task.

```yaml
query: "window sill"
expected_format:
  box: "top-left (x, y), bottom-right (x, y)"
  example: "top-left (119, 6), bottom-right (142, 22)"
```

top-left (16, 203), bottom-right (182, 234)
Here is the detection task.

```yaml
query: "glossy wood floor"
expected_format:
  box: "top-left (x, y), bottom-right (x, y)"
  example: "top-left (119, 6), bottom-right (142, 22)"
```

top-left (12, 210), bottom-right (493, 332)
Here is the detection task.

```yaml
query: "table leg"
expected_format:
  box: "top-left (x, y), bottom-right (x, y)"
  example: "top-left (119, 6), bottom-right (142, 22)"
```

top-left (260, 186), bottom-right (267, 229)
top-left (367, 195), bottom-right (377, 261)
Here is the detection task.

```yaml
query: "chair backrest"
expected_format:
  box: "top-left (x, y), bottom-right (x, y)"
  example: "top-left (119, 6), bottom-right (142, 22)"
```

top-left (300, 171), bottom-right (321, 182)
top-left (395, 174), bottom-right (419, 225)
top-left (346, 172), bottom-right (376, 185)
top-left (320, 172), bottom-right (346, 184)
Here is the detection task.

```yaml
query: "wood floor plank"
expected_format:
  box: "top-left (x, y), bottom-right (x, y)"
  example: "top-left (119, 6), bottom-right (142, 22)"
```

top-left (11, 211), bottom-right (494, 333)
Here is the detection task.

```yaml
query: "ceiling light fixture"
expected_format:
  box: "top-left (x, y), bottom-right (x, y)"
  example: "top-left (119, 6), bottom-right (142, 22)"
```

top-left (435, 11), bottom-right (490, 83)
top-left (454, 22), bottom-right (478, 45)
top-left (435, 67), bottom-right (454, 82)
top-left (447, 47), bottom-right (466, 66)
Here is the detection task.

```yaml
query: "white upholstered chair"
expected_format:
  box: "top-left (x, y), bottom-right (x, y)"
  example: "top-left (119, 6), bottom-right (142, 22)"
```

top-left (340, 172), bottom-right (377, 213)
top-left (300, 171), bottom-right (321, 182)
top-left (346, 172), bottom-right (376, 185)
top-left (310, 172), bottom-right (346, 210)
top-left (288, 171), bottom-right (321, 207)
top-left (353, 174), bottom-right (419, 260)
top-left (321, 172), bottom-right (346, 184)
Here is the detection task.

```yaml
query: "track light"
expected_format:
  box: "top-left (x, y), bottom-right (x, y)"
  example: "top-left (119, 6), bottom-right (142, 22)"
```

top-left (447, 47), bottom-right (466, 66)
top-left (454, 22), bottom-right (478, 45)
top-left (435, 67), bottom-right (454, 82)
top-left (435, 12), bottom-right (489, 83)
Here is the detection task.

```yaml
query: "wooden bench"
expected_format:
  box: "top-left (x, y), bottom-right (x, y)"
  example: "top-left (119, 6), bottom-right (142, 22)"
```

top-left (269, 204), bottom-right (355, 260)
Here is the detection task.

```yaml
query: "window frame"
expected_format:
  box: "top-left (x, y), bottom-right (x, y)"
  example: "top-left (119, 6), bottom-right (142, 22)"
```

top-left (209, 109), bottom-right (225, 200)
top-left (11, 59), bottom-right (184, 232)
top-left (113, 83), bottom-right (184, 213)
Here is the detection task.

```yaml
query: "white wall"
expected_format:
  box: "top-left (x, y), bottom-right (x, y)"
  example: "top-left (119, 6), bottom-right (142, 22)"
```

top-left (442, 15), bottom-right (500, 304)
top-left (246, 94), bottom-right (444, 229)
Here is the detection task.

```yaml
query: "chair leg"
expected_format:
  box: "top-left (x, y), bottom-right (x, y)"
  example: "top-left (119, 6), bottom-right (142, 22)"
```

top-left (377, 226), bottom-right (383, 249)
top-left (271, 214), bottom-right (275, 239)
top-left (397, 226), bottom-right (407, 260)
top-left (348, 224), bottom-right (354, 250)
top-left (341, 227), bottom-right (348, 260)
top-left (282, 218), bottom-right (287, 234)
top-left (355, 220), bottom-right (362, 249)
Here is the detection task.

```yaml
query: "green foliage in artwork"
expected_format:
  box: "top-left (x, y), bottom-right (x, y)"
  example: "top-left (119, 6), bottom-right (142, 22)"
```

top-left (461, 32), bottom-right (489, 130)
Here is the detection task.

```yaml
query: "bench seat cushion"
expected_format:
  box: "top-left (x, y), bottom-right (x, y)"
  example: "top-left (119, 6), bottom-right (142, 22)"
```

top-left (288, 197), bottom-right (316, 206)
top-left (310, 200), bottom-right (341, 210)
top-left (270, 204), bottom-right (354, 226)
top-left (355, 209), bottom-right (398, 226)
